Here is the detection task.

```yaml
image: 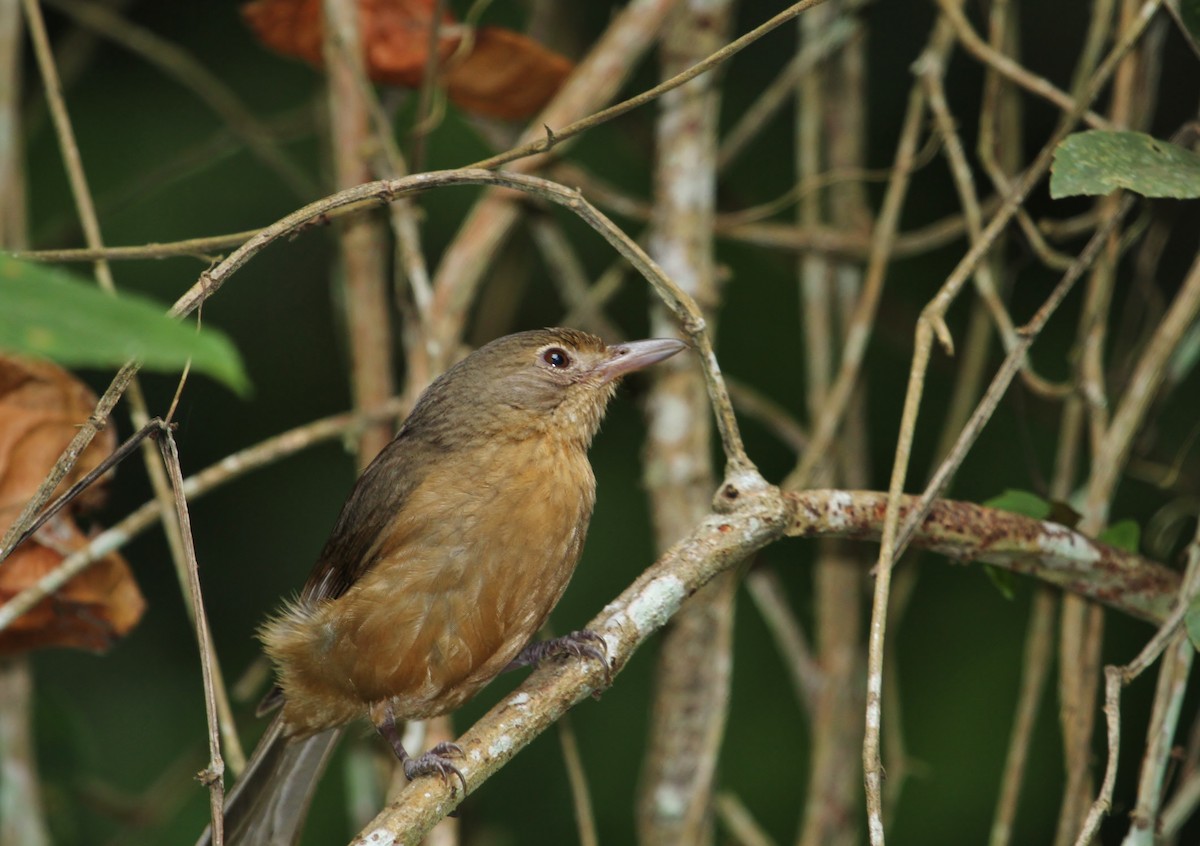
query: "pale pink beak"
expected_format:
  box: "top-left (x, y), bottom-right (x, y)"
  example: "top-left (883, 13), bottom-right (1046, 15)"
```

top-left (593, 338), bottom-right (688, 383)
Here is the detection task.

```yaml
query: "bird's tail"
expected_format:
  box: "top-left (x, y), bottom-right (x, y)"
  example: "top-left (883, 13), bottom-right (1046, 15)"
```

top-left (195, 717), bottom-right (343, 846)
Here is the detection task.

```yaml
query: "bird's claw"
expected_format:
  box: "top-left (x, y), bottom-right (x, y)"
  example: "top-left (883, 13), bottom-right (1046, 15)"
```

top-left (513, 629), bottom-right (612, 687)
top-left (403, 742), bottom-right (467, 794)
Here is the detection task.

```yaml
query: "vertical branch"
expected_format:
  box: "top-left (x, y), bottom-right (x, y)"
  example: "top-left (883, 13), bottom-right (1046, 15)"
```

top-left (0, 0), bottom-right (24, 248)
top-left (556, 714), bottom-right (600, 846)
top-left (981, 10), bottom-right (1082, 841)
top-left (636, 2), bottom-right (732, 844)
top-left (337, 42), bottom-right (434, 401)
top-left (855, 18), bottom-right (956, 844)
top-left (19, 0), bottom-right (246, 774)
top-left (157, 431), bottom-right (225, 844)
top-left (922, 16), bottom-right (1061, 841)
top-left (989, 591), bottom-right (1057, 846)
top-left (322, 0), bottom-right (396, 467)
top-left (1123, 591), bottom-right (1197, 844)
top-left (784, 17), bottom-right (947, 490)
top-left (797, 5), bottom-right (871, 846)
top-left (1055, 4), bottom-right (1163, 840)
top-left (1067, 237), bottom-right (1200, 844)
top-left (409, 0), bottom-right (447, 173)
top-left (1076, 518), bottom-right (1200, 844)
top-left (1055, 607), bottom-right (1104, 844)
top-left (0, 660), bottom-right (48, 846)
top-left (0, 7), bottom-right (49, 841)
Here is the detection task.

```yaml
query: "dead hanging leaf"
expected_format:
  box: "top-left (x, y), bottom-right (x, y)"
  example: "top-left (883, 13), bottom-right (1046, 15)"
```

top-left (0, 516), bottom-right (145, 655)
top-left (0, 356), bottom-right (145, 654)
top-left (0, 356), bottom-right (115, 516)
top-left (443, 27), bottom-right (573, 120)
top-left (242, 0), bottom-right (459, 86)
top-left (241, 0), bottom-right (573, 119)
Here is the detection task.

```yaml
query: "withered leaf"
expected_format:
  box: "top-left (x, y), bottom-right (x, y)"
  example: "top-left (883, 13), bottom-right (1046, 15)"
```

top-left (242, 0), bottom-right (573, 119)
top-left (0, 356), bottom-right (145, 654)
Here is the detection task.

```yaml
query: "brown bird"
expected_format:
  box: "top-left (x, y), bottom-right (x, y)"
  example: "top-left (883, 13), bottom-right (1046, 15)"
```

top-left (201, 328), bottom-right (686, 846)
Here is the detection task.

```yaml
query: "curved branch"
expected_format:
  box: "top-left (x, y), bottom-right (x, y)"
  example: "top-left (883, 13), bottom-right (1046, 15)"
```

top-left (351, 484), bottom-right (1178, 844)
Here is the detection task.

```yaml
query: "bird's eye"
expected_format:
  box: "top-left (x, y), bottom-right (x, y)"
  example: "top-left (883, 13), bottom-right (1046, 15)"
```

top-left (542, 347), bottom-right (571, 368)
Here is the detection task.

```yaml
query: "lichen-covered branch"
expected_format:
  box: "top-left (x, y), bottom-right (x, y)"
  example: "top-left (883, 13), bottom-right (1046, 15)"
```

top-left (350, 483), bottom-right (1180, 844)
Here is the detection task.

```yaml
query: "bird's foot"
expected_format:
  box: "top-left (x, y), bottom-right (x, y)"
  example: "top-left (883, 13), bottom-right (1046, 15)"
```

top-left (373, 704), bottom-right (467, 794)
top-left (509, 629), bottom-right (612, 686)
top-left (403, 742), bottom-right (467, 793)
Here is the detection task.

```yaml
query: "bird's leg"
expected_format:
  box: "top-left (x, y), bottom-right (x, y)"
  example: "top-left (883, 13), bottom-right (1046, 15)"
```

top-left (371, 702), bottom-right (467, 793)
top-left (506, 629), bottom-right (612, 685)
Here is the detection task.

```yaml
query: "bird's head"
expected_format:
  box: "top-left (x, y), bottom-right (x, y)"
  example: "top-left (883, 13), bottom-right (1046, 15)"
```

top-left (409, 328), bottom-right (687, 447)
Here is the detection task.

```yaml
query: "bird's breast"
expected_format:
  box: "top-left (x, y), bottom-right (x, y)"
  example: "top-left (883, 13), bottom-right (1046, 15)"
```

top-left (276, 436), bottom-right (597, 728)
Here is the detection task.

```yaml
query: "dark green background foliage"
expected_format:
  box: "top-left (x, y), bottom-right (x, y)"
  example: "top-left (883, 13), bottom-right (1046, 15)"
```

top-left (16, 2), bottom-right (1200, 844)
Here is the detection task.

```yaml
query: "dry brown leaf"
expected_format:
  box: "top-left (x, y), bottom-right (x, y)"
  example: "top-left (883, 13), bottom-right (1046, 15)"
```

top-left (0, 356), bottom-right (115, 519)
top-left (243, 0), bottom-right (459, 86)
top-left (0, 516), bottom-right (145, 655)
top-left (241, 0), bottom-right (573, 119)
top-left (0, 356), bottom-right (144, 654)
top-left (443, 27), bottom-right (574, 120)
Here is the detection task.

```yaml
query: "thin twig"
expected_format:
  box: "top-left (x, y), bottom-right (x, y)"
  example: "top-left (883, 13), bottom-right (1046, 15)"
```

top-left (715, 791), bottom-right (780, 846)
top-left (845, 19), bottom-right (959, 845)
top-left (10, 168), bottom-right (748, 564)
top-left (744, 568), bottom-right (820, 714)
top-left (866, 127), bottom-right (1144, 839)
top-left (988, 590), bottom-right (1057, 846)
top-left (410, 0), bottom-right (448, 172)
top-left (164, 169), bottom-right (750, 468)
top-left (157, 429), bottom-right (225, 845)
top-left (724, 379), bottom-right (808, 453)
top-left (9, 228), bottom-right (261, 262)
top-left (5, 419), bottom-right (165, 554)
top-left (1085, 250), bottom-right (1200, 526)
top-left (555, 714), bottom-right (599, 846)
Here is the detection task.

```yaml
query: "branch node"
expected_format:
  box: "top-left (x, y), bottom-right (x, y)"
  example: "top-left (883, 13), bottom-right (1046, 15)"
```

top-left (932, 315), bottom-right (955, 355)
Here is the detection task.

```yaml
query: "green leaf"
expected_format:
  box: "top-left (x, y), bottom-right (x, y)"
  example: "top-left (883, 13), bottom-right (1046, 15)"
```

top-left (0, 256), bottom-right (249, 395)
top-left (984, 564), bottom-right (1017, 601)
top-left (1187, 598), bottom-right (1200, 653)
top-left (980, 491), bottom-right (1054, 600)
top-left (1051, 131), bottom-right (1200, 199)
top-left (984, 489), bottom-right (1053, 520)
top-left (1099, 519), bottom-right (1141, 553)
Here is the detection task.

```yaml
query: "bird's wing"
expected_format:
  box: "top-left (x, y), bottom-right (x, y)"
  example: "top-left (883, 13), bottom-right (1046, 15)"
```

top-left (298, 427), bottom-right (443, 604)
